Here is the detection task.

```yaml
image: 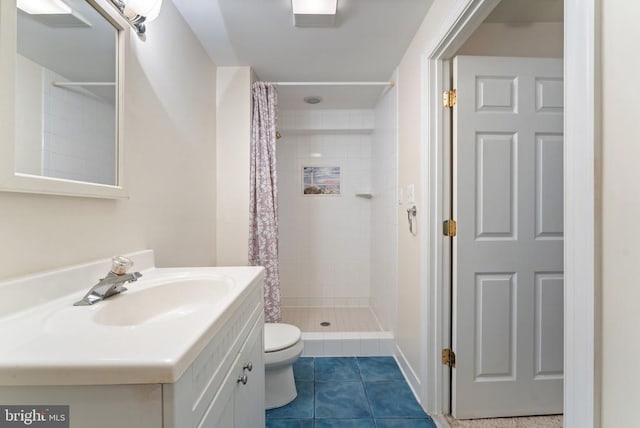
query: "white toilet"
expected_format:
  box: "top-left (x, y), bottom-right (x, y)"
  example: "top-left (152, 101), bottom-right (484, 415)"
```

top-left (264, 323), bottom-right (304, 410)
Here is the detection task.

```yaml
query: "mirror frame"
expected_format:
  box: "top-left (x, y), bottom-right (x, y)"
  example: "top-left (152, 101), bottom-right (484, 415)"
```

top-left (0, 0), bottom-right (128, 199)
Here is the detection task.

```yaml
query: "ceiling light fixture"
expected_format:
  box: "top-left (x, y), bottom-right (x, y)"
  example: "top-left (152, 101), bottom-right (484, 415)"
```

top-left (108, 0), bottom-right (162, 39)
top-left (16, 0), bottom-right (71, 15)
top-left (292, 0), bottom-right (337, 27)
top-left (304, 96), bottom-right (322, 104)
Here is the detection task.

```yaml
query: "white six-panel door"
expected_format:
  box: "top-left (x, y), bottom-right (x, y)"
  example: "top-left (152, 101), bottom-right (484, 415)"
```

top-left (452, 56), bottom-right (564, 419)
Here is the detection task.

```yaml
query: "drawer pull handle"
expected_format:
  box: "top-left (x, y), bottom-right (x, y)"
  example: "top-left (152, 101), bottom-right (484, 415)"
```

top-left (243, 362), bottom-right (253, 372)
top-left (237, 375), bottom-right (248, 385)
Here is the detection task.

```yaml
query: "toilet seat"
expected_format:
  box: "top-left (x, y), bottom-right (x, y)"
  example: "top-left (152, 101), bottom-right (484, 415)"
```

top-left (264, 323), bottom-right (301, 352)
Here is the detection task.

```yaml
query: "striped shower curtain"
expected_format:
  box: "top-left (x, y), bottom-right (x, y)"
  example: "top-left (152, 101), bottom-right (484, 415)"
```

top-left (249, 82), bottom-right (281, 323)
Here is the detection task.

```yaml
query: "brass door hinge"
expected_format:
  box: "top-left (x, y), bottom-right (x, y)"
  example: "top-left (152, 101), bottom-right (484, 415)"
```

top-left (443, 89), bottom-right (457, 108)
top-left (442, 348), bottom-right (456, 368)
top-left (443, 219), bottom-right (457, 237)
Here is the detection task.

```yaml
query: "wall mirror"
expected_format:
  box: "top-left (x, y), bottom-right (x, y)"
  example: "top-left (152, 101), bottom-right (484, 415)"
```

top-left (0, 0), bottom-right (127, 198)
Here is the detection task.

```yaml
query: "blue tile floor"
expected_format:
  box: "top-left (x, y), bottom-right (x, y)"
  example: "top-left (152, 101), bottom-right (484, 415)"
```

top-left (266, 357), bottom-right (437, 428)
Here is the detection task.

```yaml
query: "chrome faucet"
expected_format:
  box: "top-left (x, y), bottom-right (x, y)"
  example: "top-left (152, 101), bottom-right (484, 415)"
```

top-left (74, 256), bottom-right (142, 306)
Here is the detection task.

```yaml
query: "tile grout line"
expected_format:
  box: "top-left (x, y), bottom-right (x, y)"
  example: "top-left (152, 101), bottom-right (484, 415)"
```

top-left (357, 356), bottom-right (378, 427)
top-left (312, 357), bottom-right (316, 422)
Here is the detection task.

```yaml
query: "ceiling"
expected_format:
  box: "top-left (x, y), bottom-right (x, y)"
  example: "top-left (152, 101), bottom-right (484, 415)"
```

top-left (485, 0), bottom-right (563, 23)
top-left (172, 0), bottom-right (434, 109)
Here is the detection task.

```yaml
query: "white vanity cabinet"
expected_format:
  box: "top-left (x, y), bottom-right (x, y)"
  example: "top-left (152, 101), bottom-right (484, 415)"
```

top-left (0, 284), bottom-right (265, 428)
top-left (0, 253), bottom-right (266, 428)
top-left (163, 284), bottom-right (265, 428)
top-left (198, 315), bottom-right (265, 427)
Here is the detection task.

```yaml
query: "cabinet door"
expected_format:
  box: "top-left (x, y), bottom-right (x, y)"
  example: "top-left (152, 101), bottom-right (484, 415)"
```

top-left (234, 319), bottom-right (265, 428)
top-left (198, 360), bottom-right (237, 428)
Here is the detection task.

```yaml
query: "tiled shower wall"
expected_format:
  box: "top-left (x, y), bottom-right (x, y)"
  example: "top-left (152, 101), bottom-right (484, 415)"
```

top-left (15, 54), bottom-right (116, 185)
top-left (277, 110), bottom-right (374, 308)
top-left (42, 69), bottom-right (116, 185)
top-left (277, 101), bottom-right (398, 339)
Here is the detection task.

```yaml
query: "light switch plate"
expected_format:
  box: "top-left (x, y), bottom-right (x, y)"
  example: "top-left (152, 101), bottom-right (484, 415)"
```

top-left (407, 184), bottom-right (415, 204)
top-left (398, 188), bottom-right (404, 205)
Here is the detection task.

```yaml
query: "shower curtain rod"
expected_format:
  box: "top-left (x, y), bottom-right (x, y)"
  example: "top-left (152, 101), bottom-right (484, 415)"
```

top-left (273, 81), bottom-right (395, 87)
top-left (52, 81), bottom-right (116, 87)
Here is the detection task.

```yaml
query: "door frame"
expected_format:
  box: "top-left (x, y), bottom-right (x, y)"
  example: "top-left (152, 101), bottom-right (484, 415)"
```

top-left (420, 1), bottom-right (601, 427)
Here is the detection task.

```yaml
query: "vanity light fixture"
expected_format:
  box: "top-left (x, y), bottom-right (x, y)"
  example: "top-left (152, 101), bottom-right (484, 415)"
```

top-left (292, 0), bottom-right (337, 27)
top-left (108, 0), bottom-right (162, 39)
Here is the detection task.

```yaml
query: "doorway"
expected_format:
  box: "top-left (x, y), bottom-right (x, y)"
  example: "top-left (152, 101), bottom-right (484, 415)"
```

top-left (447, 1), bottom-right (565, 422)
top-left (420, 0), bottom-right (599, 427)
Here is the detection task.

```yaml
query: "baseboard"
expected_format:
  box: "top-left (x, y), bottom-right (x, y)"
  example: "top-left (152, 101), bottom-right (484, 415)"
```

top-left (432, 414), bottom-right (451, 428)
top-left (394, 343), bottom-right (422, 404)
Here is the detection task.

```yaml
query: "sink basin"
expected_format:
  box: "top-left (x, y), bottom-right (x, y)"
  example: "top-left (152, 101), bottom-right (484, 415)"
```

top-left (93, 277), bottom-right (233, 327)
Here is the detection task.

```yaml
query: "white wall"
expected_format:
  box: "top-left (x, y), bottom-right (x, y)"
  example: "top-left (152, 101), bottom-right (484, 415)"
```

top-left (215, 66), bottom-right (252, 266)
top-left (277, 109), bottom-right (374, 307)
top-left (601, 0), bottom-right (640, 425)
top-left (0, 1), bottom-right (217, 279)
top-left (457, 22), bottom-right (563, 57)
top-left (394, 0), bottom-right (460, 382)
top-left (370, 79), bottom-right (398, 332)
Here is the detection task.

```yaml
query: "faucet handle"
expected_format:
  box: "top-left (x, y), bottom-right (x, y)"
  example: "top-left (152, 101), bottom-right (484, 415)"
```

top-left (111, 256), bottom-right (134, 275)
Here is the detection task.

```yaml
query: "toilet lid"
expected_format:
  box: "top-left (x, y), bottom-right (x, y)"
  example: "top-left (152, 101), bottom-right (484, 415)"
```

top-left (264, 323), bottom-right (302, 353)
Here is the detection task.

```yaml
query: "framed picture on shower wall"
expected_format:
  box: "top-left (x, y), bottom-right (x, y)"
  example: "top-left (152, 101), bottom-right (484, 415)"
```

top-left (302, 166), bottom-right (341, 195)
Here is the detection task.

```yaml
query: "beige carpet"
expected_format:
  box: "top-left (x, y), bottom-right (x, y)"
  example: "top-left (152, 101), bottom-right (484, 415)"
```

top-left (445, 415), bottom-right (563, 427)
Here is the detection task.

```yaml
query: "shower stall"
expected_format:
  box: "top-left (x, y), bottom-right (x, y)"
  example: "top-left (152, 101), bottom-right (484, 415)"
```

top-left (275, 78), bottom-right (398, 356)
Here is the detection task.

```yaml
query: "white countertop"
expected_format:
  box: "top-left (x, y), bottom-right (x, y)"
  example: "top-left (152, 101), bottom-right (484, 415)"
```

top-left (0, 251), bottom-right (264, 386)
